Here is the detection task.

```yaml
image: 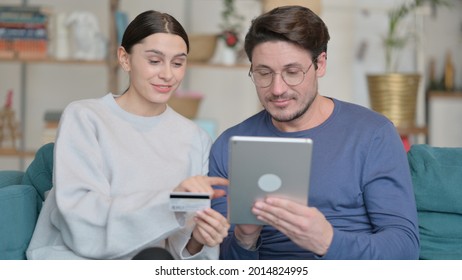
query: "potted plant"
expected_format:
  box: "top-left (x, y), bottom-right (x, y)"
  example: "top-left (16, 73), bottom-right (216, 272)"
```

top-left (367, 0), bottom-right (449, 129)
top-left (210, 0), bottom-right (244, 65)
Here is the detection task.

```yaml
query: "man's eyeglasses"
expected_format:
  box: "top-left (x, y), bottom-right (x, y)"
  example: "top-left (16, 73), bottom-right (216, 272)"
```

top-left (248, 61), bottom-right (316, 88)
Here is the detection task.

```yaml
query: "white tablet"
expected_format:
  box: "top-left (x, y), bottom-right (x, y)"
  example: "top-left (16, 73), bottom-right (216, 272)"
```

top-left (228, 136), bottom-right (313, 224)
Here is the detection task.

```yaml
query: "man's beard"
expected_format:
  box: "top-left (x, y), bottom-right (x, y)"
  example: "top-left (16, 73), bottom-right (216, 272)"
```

top-left (269, 92), bottom-right (317, 123)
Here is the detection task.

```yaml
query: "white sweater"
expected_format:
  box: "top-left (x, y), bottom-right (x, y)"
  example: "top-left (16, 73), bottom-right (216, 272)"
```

top-left (26, 93), bottom-right (216, 259)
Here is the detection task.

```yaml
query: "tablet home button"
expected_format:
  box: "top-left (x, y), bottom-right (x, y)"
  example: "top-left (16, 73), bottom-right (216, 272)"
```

top-left (258, 174), bottom-right (282, 192)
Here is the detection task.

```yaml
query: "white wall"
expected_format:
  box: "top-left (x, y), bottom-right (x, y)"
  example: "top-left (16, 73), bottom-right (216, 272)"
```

top-left (0, 0), bottom-right (461, 170)
top-left (429, 95), bottom-right (462, 147)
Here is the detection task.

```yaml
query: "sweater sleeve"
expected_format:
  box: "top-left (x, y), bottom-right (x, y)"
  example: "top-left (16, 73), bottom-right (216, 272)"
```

top-left (321, 123), bottom-right (420, 260)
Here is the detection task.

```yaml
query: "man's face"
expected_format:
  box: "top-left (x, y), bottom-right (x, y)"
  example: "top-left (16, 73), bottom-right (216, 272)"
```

top-left (250, 41), bottom-right (325, 127)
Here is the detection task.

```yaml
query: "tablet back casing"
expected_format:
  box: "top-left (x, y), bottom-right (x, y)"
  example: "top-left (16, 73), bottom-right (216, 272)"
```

top-left (228, 136), bottom-right (313, 224)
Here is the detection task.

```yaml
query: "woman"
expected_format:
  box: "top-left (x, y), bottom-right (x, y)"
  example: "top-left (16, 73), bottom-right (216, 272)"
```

top-left (26, 10), bottom-right (229, 260)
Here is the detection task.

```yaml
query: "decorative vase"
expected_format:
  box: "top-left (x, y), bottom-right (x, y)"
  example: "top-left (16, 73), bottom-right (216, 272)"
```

top-left (367, 73), bottom-right (420, 128)
top-left (210, 38), bottom-right (237, 65)
top-left (221, 46), bottom-right (237, 65)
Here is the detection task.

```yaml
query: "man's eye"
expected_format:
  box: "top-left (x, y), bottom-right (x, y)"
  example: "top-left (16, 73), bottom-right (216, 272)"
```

top-left (256, 71), bottom-right (272, 77)
top-left (149, 60), bottom-right (160, 64)
top-left (285, 68), bottom-right (301, 75)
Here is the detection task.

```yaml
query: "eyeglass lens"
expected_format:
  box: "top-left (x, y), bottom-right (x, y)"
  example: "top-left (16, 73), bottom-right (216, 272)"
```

top-left (249, 62), bottom-right (313, 88)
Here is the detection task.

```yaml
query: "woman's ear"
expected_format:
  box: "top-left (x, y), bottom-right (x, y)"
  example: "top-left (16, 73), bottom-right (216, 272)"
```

top-left (118, 46), bottom-right (130, 72)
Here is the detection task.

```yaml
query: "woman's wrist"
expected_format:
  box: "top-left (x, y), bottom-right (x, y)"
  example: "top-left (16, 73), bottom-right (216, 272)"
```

top-left (186, 235), bottom-right (203, 255)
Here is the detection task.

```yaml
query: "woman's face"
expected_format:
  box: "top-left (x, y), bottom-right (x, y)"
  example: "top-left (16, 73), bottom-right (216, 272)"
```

top-left (119, 33), bottom-right (188, 114)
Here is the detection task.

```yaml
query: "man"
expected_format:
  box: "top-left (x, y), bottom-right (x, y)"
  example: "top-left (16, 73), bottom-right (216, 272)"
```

top-left (209, 5), bottom-right (419, 259)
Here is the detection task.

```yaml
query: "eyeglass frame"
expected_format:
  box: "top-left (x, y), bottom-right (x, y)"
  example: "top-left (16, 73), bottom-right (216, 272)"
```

top-left (248, 58), bottom-right (318, 88)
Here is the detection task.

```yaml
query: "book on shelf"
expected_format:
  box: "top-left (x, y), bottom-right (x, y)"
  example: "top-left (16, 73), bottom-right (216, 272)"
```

top-left (0, 39), bottom-right (48, 59)
top-left (0, 5), bottom-right (49, 23)
top-left (0, 21), bottom-right (46, 29)
top-left (0, 27), bottom-right (47, 39)
top-left (0, 5), bottom-right (50, 59)
top-left (42, 110), bottom-right (61, 144)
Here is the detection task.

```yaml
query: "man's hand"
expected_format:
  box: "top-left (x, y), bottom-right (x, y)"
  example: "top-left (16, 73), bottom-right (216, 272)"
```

top-left (252, 196), bottom-right (333, 256)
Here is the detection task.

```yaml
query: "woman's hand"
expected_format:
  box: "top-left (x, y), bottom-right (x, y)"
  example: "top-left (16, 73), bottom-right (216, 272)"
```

top-left (173, 175), bottom-right (228, 199)
top-left (187, 208), bottom-right (230, 254)
top-left (175, 175), bottom-right (229, 254)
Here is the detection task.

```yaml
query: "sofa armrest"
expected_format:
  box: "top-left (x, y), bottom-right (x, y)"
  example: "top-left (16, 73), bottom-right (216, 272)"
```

top-left (408, 144), bottom-right (462, 260)
top-left (0, 171), bottom-right (25, 189)
top-left (21, 142), bottom-right (54, 201)
top-left (0, 184), bottom-right (41, 260)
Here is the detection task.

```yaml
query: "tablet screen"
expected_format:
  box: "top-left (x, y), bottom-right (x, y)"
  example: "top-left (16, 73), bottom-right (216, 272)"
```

top-left (228, 136), bottom-right (313, 224)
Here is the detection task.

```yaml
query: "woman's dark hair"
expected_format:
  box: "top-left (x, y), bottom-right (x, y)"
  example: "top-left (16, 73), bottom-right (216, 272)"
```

top-left (244, 5), bottom-right (330, 67)
top-left (121, 10), bottom-right (189, 54)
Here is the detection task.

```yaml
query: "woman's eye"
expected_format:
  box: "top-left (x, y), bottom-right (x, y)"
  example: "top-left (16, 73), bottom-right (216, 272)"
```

top-left (173, 62), bottom-right (184, 68)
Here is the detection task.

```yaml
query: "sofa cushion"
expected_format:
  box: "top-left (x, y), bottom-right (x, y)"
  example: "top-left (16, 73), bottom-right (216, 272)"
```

top-left (0, 170), bottom-right (24, 188)
top-left (408, 144), bottom-right (462, 259)
top-left (0, 184), bottom-right (40, 260)
top-left (21, 142), bottom-right (54, 201)
top-left (417, 211), bottom-right (462, 260)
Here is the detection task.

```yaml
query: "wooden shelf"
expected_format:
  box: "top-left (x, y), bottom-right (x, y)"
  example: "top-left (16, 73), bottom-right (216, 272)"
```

top-left (428, 91), bottom-right (462, 99)
top-left (0, 57), bottom-right (250, 67)
top-left (188, 62), bottom-right (250, 69)
top-left (396, 126), bottom-right (428, 137)
top-left (0, 148), bottom-right (35, 157)
top-left (0, 57), bottom-right (107, 65)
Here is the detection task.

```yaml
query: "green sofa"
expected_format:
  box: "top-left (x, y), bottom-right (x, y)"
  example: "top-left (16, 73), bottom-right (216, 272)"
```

top-left (408, 144), bottom-right (462, 260)
top-left (0, 143), bottom-right (461, 259)
top-left (0, 142), bottom-right (54, 259)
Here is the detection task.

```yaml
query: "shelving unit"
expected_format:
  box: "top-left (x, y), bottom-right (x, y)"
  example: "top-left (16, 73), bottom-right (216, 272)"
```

top-left (0, 148), bottom-right (35, 157)
top-left (0, 0), bottom-right (120, 167)
top-left (188, 62), bottom-right (249, 69)
top-left (396, 126), bottom-right (428, 138)
top-left (0, 0), bottom-right (255, 169)
top-left (0, 57), bottom-right (106, 65)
